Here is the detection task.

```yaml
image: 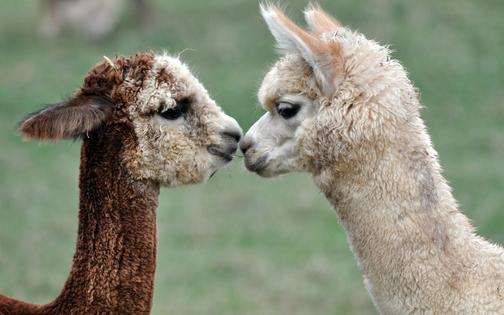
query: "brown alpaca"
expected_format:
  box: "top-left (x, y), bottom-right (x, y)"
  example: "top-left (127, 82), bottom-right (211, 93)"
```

top-left (0, 52), bottom-right (242, 315)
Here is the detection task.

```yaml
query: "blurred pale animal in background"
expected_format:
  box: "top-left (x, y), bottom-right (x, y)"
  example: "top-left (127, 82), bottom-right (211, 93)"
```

top-left (40, 0), bottom-right (149, 40)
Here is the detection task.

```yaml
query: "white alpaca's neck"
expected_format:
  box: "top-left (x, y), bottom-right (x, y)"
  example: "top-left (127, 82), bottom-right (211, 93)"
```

top-left (314, 125), bottom-right (504, 314)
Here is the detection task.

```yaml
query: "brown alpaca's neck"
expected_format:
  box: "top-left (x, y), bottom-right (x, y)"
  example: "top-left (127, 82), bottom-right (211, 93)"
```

top-left (51, 129), bottom-right (159, 314)
top-left (0, 126), bottom-right (159, 315)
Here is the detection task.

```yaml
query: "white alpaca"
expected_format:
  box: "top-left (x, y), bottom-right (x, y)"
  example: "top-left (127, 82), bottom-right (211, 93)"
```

top-left (241, 5), bottom-right (504, 314)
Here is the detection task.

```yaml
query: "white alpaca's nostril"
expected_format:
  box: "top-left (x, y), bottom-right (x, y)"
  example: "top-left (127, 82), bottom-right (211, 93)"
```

top-left (239, 138), bottom-right (253, 154)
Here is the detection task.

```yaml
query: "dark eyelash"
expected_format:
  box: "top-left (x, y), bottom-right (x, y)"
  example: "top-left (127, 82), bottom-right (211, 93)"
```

top-left (158, 98), bottom-right (192, 120)
top-left (177, 97), bottom-right (192, 107)
top-left (276, 102), bottom-right (301, 119)
top-left (159, 106), bottom-right (184, 120)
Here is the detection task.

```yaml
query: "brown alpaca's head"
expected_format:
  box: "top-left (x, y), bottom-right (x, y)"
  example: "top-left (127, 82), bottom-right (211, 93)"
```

top-left (241, 5), bottom-right (420, 177)
top-left (19, 52), bottom-right (242, 187)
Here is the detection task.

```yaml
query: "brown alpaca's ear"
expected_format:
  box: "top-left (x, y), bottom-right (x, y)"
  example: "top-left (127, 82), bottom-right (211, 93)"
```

top-left (303, 4), bottom-right (341, 35)
top-left (260, 3), bottom-right (343, 96)
top-left (18, 95), bottom-right (113, 140)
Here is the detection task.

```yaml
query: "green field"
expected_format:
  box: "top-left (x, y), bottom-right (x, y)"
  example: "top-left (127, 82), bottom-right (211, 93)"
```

top-left (0, 1), bottom-right (503, 314)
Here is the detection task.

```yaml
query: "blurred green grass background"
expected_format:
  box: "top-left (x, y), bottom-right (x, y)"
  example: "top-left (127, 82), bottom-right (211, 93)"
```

top-left (0, 1), bottom-right (503, 314)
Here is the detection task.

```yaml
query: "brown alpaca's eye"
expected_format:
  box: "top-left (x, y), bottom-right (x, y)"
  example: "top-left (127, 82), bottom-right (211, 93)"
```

top-left (158, 98), bottom-right (191, 120)
top-left (159, 106), bottom-right (184, 120)
top-left (177, 97), bottom-right (193, 107)
top-left (276, 102), bottom-right (300, 119)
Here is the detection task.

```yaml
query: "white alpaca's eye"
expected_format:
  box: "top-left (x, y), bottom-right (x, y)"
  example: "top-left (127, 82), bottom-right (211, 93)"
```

top-left (276, 102), bottom-right (300, 119)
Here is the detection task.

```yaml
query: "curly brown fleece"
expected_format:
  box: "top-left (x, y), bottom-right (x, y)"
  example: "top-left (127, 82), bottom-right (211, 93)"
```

top-left (1, 123), bottom-right (159, 315)
top-left (1, 51), bottom-right (241, 314)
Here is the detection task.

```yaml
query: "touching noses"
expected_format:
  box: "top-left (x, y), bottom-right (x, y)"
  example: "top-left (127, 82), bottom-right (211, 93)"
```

top-left (221, 115), bottom-right (242, 143)
top-left (239, 114), bottom-right (264, 154)
top-left (239, 136), bottom-right (253, 154)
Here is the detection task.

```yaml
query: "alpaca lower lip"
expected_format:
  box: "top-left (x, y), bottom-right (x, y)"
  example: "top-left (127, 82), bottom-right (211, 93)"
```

top-left (207, 145), bottom-right (233, 162)
top-left (244, 155), bottom-right (267, 173)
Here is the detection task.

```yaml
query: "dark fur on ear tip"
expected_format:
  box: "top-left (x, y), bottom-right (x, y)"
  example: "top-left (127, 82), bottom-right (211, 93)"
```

top-left (18, 103), bottom-right (63, 140)
top-left (18, 95), bottom-right (114, 141)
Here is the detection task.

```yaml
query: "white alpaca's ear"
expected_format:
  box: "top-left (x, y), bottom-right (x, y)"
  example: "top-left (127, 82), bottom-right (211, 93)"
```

top-left (303, 4), bottom-right (341, 35)
top-left (260, 4), bottom-right (318, 66)
top-left (260, 3), bottom-right (343, 96)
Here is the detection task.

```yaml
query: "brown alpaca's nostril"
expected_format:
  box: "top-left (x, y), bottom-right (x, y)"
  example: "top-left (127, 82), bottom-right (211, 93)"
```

top-left (222, 130), bottom-right (242, 142)
top-left (239, 139), bottom-right (253, 154)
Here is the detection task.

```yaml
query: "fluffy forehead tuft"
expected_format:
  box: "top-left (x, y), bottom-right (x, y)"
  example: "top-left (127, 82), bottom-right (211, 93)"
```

top-left (154, 54), bottom-right (209, 99)
top-left (327, 27), bottom-right (388, 57)
top-left (153, 54), bottom-right (193, 81)
top-left (258, 54), bottom-right (319, 111)
top-left (257, 25), bottom-right (395, 112)
top-left (132, 53), bottom-right (211, 113)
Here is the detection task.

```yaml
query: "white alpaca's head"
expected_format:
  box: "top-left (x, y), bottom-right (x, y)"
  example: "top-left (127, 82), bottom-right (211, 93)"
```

top-left (19, 52), bottom-right (242, 187)
top-left (241, 4), bottom-right (420, 177)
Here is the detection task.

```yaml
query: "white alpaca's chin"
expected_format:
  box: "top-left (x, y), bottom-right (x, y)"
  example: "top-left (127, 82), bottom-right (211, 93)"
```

top-left (244, 154), bottom-right (296, 178)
